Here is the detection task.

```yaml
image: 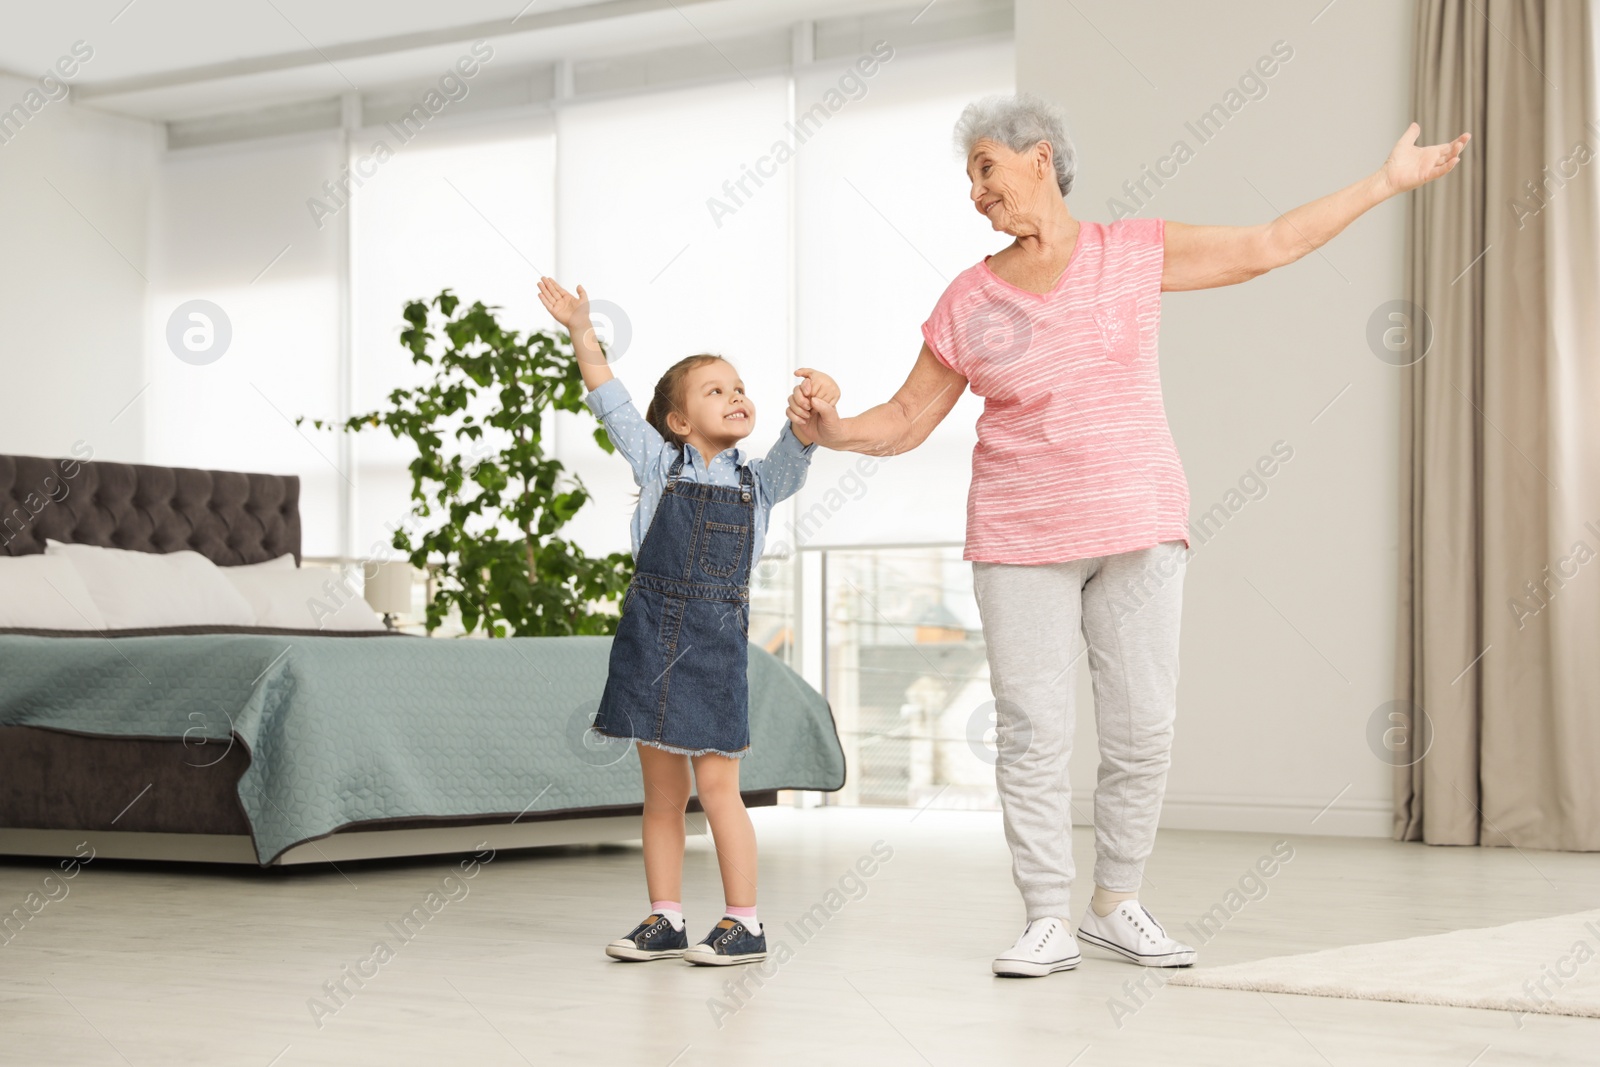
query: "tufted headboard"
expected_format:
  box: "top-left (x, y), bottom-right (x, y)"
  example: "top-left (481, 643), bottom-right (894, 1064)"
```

top-left (0, 452), bottom-right (300, 565)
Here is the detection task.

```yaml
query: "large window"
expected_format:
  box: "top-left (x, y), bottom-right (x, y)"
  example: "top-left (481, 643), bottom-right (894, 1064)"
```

top-left (147, 30), bottom-right (1016, 809)
top-left (340, 42), bottom-right (1013, 568)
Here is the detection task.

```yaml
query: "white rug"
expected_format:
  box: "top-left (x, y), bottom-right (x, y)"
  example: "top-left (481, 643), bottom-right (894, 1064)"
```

top-left (1166, 910), bottom-right (1600, 1021)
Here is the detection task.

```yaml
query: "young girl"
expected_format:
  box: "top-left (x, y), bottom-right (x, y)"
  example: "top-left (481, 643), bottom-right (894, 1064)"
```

top-left (537, 276), bottom-right (839, 966)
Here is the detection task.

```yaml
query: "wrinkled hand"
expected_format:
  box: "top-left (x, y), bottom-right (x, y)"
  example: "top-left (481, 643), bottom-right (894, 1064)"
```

top-left (787, 368), bottom-right (845, 447)
top-left (1381, 122), bottom-right (1470, 195)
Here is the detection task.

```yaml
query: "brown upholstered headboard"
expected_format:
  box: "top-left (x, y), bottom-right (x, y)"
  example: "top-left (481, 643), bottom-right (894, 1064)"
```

top-left (0, 452), bottom-right (300, 565)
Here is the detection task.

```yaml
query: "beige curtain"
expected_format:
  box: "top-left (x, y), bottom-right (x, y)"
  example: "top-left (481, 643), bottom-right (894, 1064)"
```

top-left (1399, 0), bottom-right (1600, 850)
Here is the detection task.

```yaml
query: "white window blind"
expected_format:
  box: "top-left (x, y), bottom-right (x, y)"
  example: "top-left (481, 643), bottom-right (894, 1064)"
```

top-left (145, 132), bottom-right (345, 556)
top-left (140, 37), bottom-right (1012, 563)
top-left (348, 120), bottom-right (557, 557)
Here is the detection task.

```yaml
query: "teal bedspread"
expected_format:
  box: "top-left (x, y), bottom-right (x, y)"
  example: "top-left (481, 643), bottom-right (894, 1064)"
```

top-left (0, 634), bottom-right (845, 863)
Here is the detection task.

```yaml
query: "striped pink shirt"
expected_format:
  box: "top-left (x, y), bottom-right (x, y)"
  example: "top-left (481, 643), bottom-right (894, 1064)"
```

top-left (921, 217), bottom-right (1189, 565)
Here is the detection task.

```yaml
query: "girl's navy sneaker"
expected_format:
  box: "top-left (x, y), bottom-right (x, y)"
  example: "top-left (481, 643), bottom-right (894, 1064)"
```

top-left (605, 913), bottom-right (689, 961)
top-left (683, 918), bottom-right (767, 966)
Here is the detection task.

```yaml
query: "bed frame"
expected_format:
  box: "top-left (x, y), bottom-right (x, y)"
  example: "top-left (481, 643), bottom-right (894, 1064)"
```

top-left (0, 452), bottom-right (772, 865)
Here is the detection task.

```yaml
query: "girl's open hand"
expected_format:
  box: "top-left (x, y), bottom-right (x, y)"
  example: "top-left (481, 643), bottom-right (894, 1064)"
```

top-left (537, 276), bottom-right (589, 333)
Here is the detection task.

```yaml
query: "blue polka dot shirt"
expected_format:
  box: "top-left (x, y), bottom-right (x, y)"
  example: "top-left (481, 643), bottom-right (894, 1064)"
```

top-left (585, 377), bottom-right (817, 560)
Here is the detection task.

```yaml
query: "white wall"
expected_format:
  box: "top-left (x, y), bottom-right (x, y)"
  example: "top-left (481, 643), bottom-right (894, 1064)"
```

top-left (0, 74), bottom-right (161, 463)
top-left (1016, 0), bottom-right (1410, 836)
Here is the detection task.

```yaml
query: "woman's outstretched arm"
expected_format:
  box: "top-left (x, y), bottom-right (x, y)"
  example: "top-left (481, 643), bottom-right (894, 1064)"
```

top-left (1161, 122), bottom-right (1470, 292)
top-left (788, 345), bottom-right (966, 456)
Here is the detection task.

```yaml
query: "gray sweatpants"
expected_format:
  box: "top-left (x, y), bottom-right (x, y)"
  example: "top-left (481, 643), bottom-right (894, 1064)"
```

top-left (972, 541), bottom-right (1186, 922)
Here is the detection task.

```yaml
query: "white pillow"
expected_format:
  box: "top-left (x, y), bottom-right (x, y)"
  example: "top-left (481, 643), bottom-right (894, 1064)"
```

top-left (0, 555), bottom-right (110, 630)
top-left (45, 540), bottom-right (255, 630)
top-left (224, 553), bottom-right (298, 572)
top-left (221, 568), bottom-right (386, 631)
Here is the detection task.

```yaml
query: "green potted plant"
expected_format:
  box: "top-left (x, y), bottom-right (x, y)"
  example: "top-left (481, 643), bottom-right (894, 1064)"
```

top-left (306, 289), bottom-right (633, 637)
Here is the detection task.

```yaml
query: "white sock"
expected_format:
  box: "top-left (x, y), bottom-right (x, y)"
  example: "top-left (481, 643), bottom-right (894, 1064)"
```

top-left (724, 909), bottom-right (760, 935)
top-left (651, 901), bottom-right (685, 931)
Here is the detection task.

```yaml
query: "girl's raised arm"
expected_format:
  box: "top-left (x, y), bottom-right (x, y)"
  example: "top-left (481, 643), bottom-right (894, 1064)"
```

top-left (537, 276), bottom-right (613, 393)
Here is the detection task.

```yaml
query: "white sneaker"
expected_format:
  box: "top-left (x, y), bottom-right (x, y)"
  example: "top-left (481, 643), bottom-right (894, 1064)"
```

top-left (991, 917), bottom-right (1082, 978)
top-left (1076, 900), bottom-right (1196, 967)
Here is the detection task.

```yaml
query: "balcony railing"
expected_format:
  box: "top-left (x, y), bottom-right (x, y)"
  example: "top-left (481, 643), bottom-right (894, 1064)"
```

top-left (795, 544), bottom-right (999, 811)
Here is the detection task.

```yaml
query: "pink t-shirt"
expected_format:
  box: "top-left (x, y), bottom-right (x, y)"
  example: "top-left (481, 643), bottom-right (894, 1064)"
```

top-left (921, 217), bottom-right (1189, 565)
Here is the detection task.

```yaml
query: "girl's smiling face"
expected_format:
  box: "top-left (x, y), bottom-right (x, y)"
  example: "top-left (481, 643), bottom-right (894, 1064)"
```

top-left (665, 358), bottom-right (756, 452)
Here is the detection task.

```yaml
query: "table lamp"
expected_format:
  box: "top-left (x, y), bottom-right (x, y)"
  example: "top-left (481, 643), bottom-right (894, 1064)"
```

top-left (363, 561), bottom-right (416, 630)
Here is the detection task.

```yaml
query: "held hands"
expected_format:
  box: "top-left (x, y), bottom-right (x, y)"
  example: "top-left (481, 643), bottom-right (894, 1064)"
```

top-left (1380, 123), bottom-right (1470, 196)
top-left (787, 368), bottom-right (844, 447)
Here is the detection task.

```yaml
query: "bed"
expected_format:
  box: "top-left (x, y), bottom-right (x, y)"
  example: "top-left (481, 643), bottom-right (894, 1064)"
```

top-left (0, 453), bottom-right (846, 866)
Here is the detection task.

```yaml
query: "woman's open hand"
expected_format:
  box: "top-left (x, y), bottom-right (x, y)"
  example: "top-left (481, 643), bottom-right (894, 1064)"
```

top-left (1381, 122), bottom-right (1470, 195)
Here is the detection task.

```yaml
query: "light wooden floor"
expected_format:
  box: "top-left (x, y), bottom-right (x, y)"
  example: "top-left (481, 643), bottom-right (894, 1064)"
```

top-left (2, 806), bottom-right (1598, 1066)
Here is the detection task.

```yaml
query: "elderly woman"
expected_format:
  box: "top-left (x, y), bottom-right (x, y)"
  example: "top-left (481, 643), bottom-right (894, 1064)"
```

top-left (790, 93), bottom-right (1467, 978)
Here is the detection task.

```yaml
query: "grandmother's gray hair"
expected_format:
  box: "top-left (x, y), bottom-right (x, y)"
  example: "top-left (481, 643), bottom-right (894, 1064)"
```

top-left (953, 92), bottom-right (1077, 197)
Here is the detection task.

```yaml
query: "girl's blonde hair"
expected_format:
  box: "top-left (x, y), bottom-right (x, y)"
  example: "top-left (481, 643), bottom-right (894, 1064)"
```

top-left (645, 354), bottom-right (728, 445)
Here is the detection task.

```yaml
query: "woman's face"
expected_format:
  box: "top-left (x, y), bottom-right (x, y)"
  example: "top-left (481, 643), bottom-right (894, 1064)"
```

top-left (967, 138), bottom-right (1051, 234)
top-left (668, 359), bottom-right (755, 449)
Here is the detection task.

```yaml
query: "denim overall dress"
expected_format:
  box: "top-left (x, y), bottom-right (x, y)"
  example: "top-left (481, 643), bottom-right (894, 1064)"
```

top-left (593, 446), bottom-right (755, 758)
